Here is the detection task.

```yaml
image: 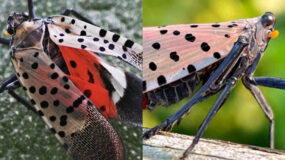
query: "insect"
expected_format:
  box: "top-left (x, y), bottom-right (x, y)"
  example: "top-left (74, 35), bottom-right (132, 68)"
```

top-left (143, 12), bottom-right (285, 158)
top-left (0, 0), bottom-right (142, 159)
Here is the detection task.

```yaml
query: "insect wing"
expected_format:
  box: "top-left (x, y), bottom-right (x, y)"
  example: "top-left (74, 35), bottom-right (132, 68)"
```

top-left (59, 45), bottom-right (128, 119)
top-left (143, 19), bottom-right (256, 92)
top-left (48, 16), bottom-right (142, 70)
top-left (12, 48), bottom-right (125, 160)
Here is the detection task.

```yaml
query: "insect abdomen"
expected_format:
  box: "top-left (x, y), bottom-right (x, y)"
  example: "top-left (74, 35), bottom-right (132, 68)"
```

top-left (146, 73), bottom-right (199, 109)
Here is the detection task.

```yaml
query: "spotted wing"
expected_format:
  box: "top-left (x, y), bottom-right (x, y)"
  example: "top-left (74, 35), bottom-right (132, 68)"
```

top-left (143, 19), bottom-right (254, 92)
top-left (48, 16), bottom-right (142, 70)
top-left (12, 49), bottom-right (125, 160)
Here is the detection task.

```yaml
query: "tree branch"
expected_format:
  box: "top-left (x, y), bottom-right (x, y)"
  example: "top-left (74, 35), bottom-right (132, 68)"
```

top-left (143, 128), bottom-right (285, 160)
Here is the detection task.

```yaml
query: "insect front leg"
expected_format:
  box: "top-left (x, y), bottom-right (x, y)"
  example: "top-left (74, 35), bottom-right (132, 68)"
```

top-left (241, 51), bottom-right (276, 148)
top-left (0, 74), bottom-right (38, 115)
top-left (0, 37), bottom-right (11, 46)
top-left (0, 74), bottom-right (18, 92)
top-left (242, 76), bottom-right (275, 148)
top-left (182, 77), bottom-right (238, 158)
top-left (252, 77), bottom-right (285, 89)
top-left (144, 36), bottom-right (249, 139)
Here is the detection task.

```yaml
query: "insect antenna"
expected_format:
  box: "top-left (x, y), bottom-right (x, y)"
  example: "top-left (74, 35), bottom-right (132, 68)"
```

top-left (28, 0), bottom-right (35, 20)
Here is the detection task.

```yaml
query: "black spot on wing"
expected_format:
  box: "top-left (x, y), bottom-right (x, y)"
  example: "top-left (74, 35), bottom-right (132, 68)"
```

top-left (108, 44), bottom-right (115, 50)
top-left (70, 60), bottom-right (77, 68)
top-left (80, 30), bottom-right (86, 36)
top-left (212, 24), bottom-right (220, 27)
top-left (31, 63), bottom-right (38, 69)
top-left (173, 30), bottom-right (180, 35)
top-left (213, 52), bottom-right (221, 59)
top-left (87, 70), bottom-right (95, 83)
top-left (40, 101), bottom-right (49, 108)
top-left (29, 86), bottom-right (36, 93)
top-left (53, 100), bottom-right (60, 106)
top-left (190, 24), bottom-right (198, 28)
top-left (39, 86), bottom-right (47, 95)
top-left (201, 42), bottom-right (210, 52)
top-left (84, 89), bottom-right (92, 98)
top-left (77, 38), bottom-right (84, 42)
top-left (160, 30), bottom-right (167, 34)
top-left (112, 34), bottom-right (120, 42)
top-left (185, 34), bottom-right (196, 42)
top-left (22, 72), bottom-right (29, 79)
top-left (99, 29), bottom-right (107, 37)
top-left (152, 42), bottom-right (160, 50)
top-left (149, 62), bottom-right (157, 71)
top-left (124, 39), bottom-right (134, 48)
top-left (157, 75), bottom-right (167, 86)
top-left (170, 52), bottom-right (179, 62)
top-left (187, 64), bottom-right (196, 73)
top-left (71, 19), bottom-right (75, 24)
top-left (65, 28), bottom-right (71, 33)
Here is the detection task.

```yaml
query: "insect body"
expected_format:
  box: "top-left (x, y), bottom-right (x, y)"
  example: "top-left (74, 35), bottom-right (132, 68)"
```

top-left (0, 1), bottom-right (142, 160)
top-left (143, 12), bottom-right (285, 158)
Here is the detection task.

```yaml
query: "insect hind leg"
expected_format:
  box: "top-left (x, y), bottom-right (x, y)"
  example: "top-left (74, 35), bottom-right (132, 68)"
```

top-left (182, 77), bottom-right (237, 158)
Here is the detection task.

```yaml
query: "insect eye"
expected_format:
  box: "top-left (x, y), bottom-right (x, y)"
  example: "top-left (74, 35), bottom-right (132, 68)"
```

top-left (261, 12), bottom-right (275, 28)
top-left (6, 26), bottom-right (14, 35)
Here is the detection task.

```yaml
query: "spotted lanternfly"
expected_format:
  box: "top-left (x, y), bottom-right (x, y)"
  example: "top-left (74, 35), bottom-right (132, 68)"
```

top-left (143, 12), bottom-right (285, 158)
top-left (0, 0), bottom-right (142, 160)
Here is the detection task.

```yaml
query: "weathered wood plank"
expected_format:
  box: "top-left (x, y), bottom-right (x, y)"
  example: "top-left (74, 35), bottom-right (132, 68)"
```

top-left (143, 129), bottom-right (285, 160)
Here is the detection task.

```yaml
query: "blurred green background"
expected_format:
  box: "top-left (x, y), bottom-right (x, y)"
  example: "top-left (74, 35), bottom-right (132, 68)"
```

top-left (0, 0), bottom-right (141, 159)
top-left (143, 0), bottom-right (285, 151)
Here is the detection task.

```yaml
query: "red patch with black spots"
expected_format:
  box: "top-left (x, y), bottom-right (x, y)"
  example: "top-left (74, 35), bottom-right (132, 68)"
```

top-left (59, 46), bottom-right (118, 119)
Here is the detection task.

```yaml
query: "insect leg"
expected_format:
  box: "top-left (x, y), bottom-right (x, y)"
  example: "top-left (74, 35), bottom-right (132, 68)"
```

top-left (0, 74), bottom-right (38, 115)
top-left (182, 77), bottom-right (237, 158)
top-left (0, 74), bottom-right (17, 93)
top-left (61, 9), bottom-right (120, 32)
top-left (0, 37), bottom-right (11, 46)
top-left (7, 89), bottom-right (38, 115)
top-left (28, 0), bottom-right (35, 19)
top-left (144, 36), bottom-right (249, 139)
top-left (241, 51), bottom-right (276, 148)
top-left (242, 76), bottom-right (275, 148)
top-left (252, 77), bottom-right (285, 90)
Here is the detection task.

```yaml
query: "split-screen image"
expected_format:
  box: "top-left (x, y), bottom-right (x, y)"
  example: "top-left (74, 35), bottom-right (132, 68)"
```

top-left (0, 0), bottom-right (285, 160)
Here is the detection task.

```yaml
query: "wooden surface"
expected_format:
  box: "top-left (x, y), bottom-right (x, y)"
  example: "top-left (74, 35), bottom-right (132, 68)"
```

top-left (143, 129), bottom-right (285, 160)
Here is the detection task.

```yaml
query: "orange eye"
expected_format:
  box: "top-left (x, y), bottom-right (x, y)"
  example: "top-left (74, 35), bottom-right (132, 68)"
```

top-left (270, 30), bottom-right (279, 39)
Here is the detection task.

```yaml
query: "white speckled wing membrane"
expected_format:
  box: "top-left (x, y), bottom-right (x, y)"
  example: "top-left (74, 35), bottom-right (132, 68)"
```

top-left (49, 16), bottom-right (142, 70)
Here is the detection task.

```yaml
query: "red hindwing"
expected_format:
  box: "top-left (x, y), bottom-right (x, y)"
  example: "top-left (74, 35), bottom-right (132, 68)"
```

top-left (59, 46), bottom-right (118, 119)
